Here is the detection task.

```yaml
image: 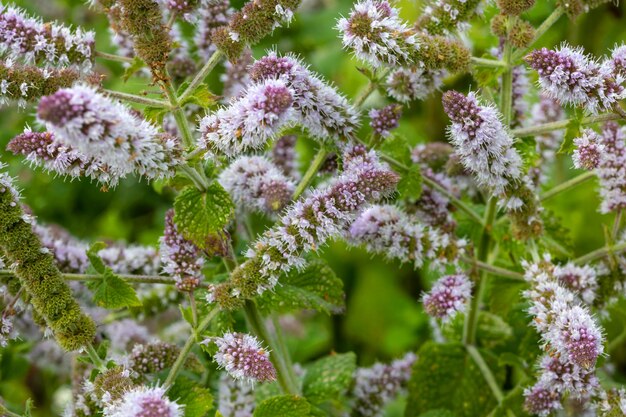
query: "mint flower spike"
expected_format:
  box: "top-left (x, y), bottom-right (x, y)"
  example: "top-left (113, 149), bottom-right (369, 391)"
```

top-left (220, 48), bottom-right (253, 100)
top-left (0, 5), bottom-right (94, 68)
top-left (416, 0), bottom-right (482, 35)
top-left (595, 122), bottom-right (626, 214)
top-left (572, 129), bottom-right (604, 171)
top-left (194, 0), bottom-right (232, 60)
top-left (37, 85), bottom-right (182, 185)
top-left (337, 0), bottom-right (418, 68)
top-left (219, 155), bottom-right (295, 215)
top-left (0, 164), bottom-right (96, 351)
top-left (369, 104), bottom-right (402, 138)
top-left (523, 382), bottom-right (563, 417)
top-left (160, 209), bottom-right (204, 292)
top-left (102, 385), bottom-right (183, 417)
top-left (210, 332), bottom-right (277, 384)
top-left (352, 352), bottom-right (416, 417)
top-left (199, 78), bottom-right (295, 157)
top-left (208, 146), bottom-right (399, 305)
top-left (385, 67), bottom-right (445, 103)
top-left (525, 44), bottom-right (626, 115)
top-left (422, 274), bottom-right (473, 322)
top-left (249, 51), bottom-right (360, 141)
top-left (349, 204), bottom-right (464, 269)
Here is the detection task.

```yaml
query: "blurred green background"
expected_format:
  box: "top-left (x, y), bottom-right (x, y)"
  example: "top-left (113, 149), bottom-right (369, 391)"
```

top-left (1, 0), bottom-right (626, 415)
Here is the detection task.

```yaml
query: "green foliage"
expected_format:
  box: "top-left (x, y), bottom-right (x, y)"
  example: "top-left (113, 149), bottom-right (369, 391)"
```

top-left (122, 56), bottom-right (145, 81)
top-left (257, 260), bottom-right (345, 314)
top-left (179, 83), bottom-right (219, 108)
top-left (168, 377), bottom-right (214, 417)
top-left (397, 164), bottom-right (423, 201)
top-left (254, 395), bottom-right (312, 417)
top-left (86, 242), bottom-right (142, 309)
top-left (406, 342), bottom-right (502, 417)
top-left (302, 352), bottom-right (356, 404)
top-left (418, 410), bottom-right (457, 417)
top-left (173, 184), bottom-right (234, 249)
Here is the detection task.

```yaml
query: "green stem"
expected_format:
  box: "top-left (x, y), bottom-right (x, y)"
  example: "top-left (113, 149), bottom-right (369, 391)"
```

top-left (466, 345), bottom-right (503, 402)
top-left (613, 210), bottom-right (623, 241)
top-left (292, 148), bottom-right (328, 200)
top-left (95, 50), bottom-right (134, 64)
top-left (244, 301), bottom-right (299, 395)
top-left (500, 30), bottom-right (514, 126)
top-left (0, 404), bottom-right (22, 417)
top-left (164, 307), bottom-right (219, 388)
top-left (353, 69), bottom-right (391, 107)
top-left (85, 343), bottom-right (107, 372)
top-left (102, 89), bottom-right (169, 108)
top-left (0, 270), bottom-right (176, 285)
top-left (462, 257), bottom-right (524, 281)
top-left (272, 315), bottom-right (299, 390)
top-left (512, 113), bottom-right (621, 137)
top-left (179, 50), bottom-right (224, 104)
top-left (471, 57), bottom-right (508, 68)
top-left (539, 171), bottom-right (595, 202)
top-left (463, 198), bottom-right (498, 346)
top-left (573, 241), bottom-right (626, 265)
top-left (511, 7), bottom-right (564, 63)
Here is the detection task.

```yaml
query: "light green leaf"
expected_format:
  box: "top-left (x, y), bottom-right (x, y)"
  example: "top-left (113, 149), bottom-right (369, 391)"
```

top-left (406, 342), bottom-right (502, 417)
top-left (257, 260), bottom-right (345, 314)
top-left (253, 395), bottom-right (311, 417)
top-left (168, 376), bottom-right (214, 417)
top-left (303, 352), bottom-right (356, 404)
top-left (397, 164), bottom-right (423, 201)
top-left (143, 106), bottom-right (169, 125)
top-left (123, 56), bottom-right (145, 81)
top-left (173, 183), bottom-right (234, 249)
top-left (180, 84), bottom-right (219, 109)
top-left (380, 134), bottom-right (412, 165)
top-left (419, 410), bottom-right (456, 417)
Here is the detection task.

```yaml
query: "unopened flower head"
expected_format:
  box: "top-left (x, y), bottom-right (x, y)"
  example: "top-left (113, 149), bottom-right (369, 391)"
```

top-left (523, 382), bottom-right (562, 416)
top-left (573, 129), bottom-right (604, 170)
top-left (250, 51), bottom-right (360, 141)
top-left (442, 90), bottom-right (523, 196)
top-left (416, 0), bottom-right (482, 35)
top-left (199, 79), bottom-right (294, 157)
top-left (369, 104), bottom-right (402, 138)
top-left (194, 0), bottom-right (232, 60)
top-left (525, 44), bottom-right (626, 114)
top-left (337, 0), bottom-right (418, 68)
top-left (595, 122), bottom-right (626, 213)
top-left (386, 67), bottom-right (445, 103)
top-left (102, 385), bottom-right (183, 417)
top-left (160, 209), bottom-right (204, 292)
top-left (37, 85), bottom-right (182, 182)
top-left (422, 274), bottom-right (472, 322)
top-left (219, 155), bottom-right (295, 214)
top-left (128, 341), bottom-right (182, 376)
top-left (349, 204), bottom-right (463, 269)
top-left (211, 332), bottom-right (276, 383)
top-left (0, 5), bottom-right (94, 68)
top-left (352, 352), bottom-right (416, 417)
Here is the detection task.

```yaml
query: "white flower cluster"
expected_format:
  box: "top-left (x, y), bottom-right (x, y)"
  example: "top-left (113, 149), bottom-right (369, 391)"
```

top-left (218, 373), bottom-right (256, 416)
top-left (102, 386), bottom-right (183, 417)
top-left (386, 67), bottom-right (445, 103)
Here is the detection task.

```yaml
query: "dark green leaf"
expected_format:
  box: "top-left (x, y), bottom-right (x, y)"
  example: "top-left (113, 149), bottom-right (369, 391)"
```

top-left (303, 352), bottom-right (356, 404)
top-left (257, 260), bottom-right (345, 314)
top-left (254, 395), bottom-right (311, 417)
top-left (397, 164), bottom-right (423, 201)
top-left (180, 84), bottom-right (219, 108)
top-left (168, 376), bottom-right (214, 417)
top-left (380, 134), bottom-right (412, 165)
top-left (173, 184), bottom-right (234, 249)
top-left (418, 410), bottom-right (456, 417)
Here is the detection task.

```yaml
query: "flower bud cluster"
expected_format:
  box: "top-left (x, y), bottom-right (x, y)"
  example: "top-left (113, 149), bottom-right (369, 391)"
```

top-left (0, 5), bottom-right (94, 68)
top-left (526, 44), bottom-right (626, 115)
top-left (415, 0), bottom-right (482, 35)
top-left (422, 274), bottom-right (472, 322)
top-left (385, 67), bottom-right (445, 103)
top-left (160, 210), bottom-right (204, 292)
top-left (219, 156), bottom-right (295, 214)
top-left (194, 0), bottom-right (232, 61)
top-left (271, 135), bottom-right (300, 180)
top-left (210, 332), bottom-right (277, 383)
top-left (37, 85), bottom-right (182, 185)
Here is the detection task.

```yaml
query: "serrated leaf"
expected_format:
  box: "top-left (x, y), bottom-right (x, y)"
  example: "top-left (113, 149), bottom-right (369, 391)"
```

top-left (180, 84), bottom-right (219, 108)
top-left (254, 395), bottom-right (311, 417)
top-left (143, 106), bottom-right (169, 125)
top-left (173, 184), bottom-right (234, 249)
top-left (406, 342), bottom-right (502, 417)
top-left (477, 311), bottom-right (513, 344)
top-left (123, 56), bottom-right (145, 81)
top-left (398, 164), bottom-right (423, 201)
top-left (88, 269), bottom-right (142, 308)
top-left (559, 109), bottom-right (584, 154)
top-left (257, 260), bottom-right (345, 314)
top-left (168, 376), bottom-right (214, 417)
top-left (86, 242), bottom-right (142, 309)
top-left (303, 352), bottom-right (356, 404)
top-left (380, 134), bottom-right (412, 165)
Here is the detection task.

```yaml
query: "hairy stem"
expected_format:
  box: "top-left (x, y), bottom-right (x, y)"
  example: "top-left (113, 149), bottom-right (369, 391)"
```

top-left (292, 148), bottom-right (328, 200)
top-left (540, 171), bottom-right (595, 201)
top-left (85, 343), bottom-right (107, 372)
top-left (573, 241), bottom-right (626, 265)
top-left (0, 404), bottom-right (22, 417)
top-left (101, 89), bottom-right (170, 108)
top-left (466, 345), bottom-right (503, 402)
top-left (164, 307), bottom-right (219, 388)
top-left (471, 57), bottom-right (509, 68)
top-left (244, 301), bottom-right (299, 395)
top-left (179, 50), bottom-right (224, 104)
top-left (511, 7), bottom-right (564, 63)
top-left (95, 50), bottom-right (134, 64)
top-left (0, 270), bottom-right (176, 285)
top-left (462, 257), bottom-right (524, 281)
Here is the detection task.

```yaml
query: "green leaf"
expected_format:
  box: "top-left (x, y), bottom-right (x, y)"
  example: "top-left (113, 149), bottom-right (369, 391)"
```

top-left (405, 342), bottom-right (502, 417)
top-left (380, 134), bottom-right (412, 165)
top-left (559, 109), bottom-right (584, 154)
top-left (397, 164), bottom-right (423, 201)
top-left (180, 84), bottom-right (219, 108)
top-left (86, 242), bottom-right (142, 309)
top-left (143, 106), bottom-right (169, 125)
top-left (419, 410), bottom-right (456, 417)
top-left (303, 352), bottom-right (356, 404)
top-left (477, 312), bottom-right (513, 345)
top-left (123, 56), bottom-right (145, 81)
top-left (173, 183), bottom-right (234, 249)
top-left (168, 376), bottom-right (214, 417)
top-left (257, 260), bottom-right (345, 314)
top-left (254, 395), bottom-right (311, 417)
